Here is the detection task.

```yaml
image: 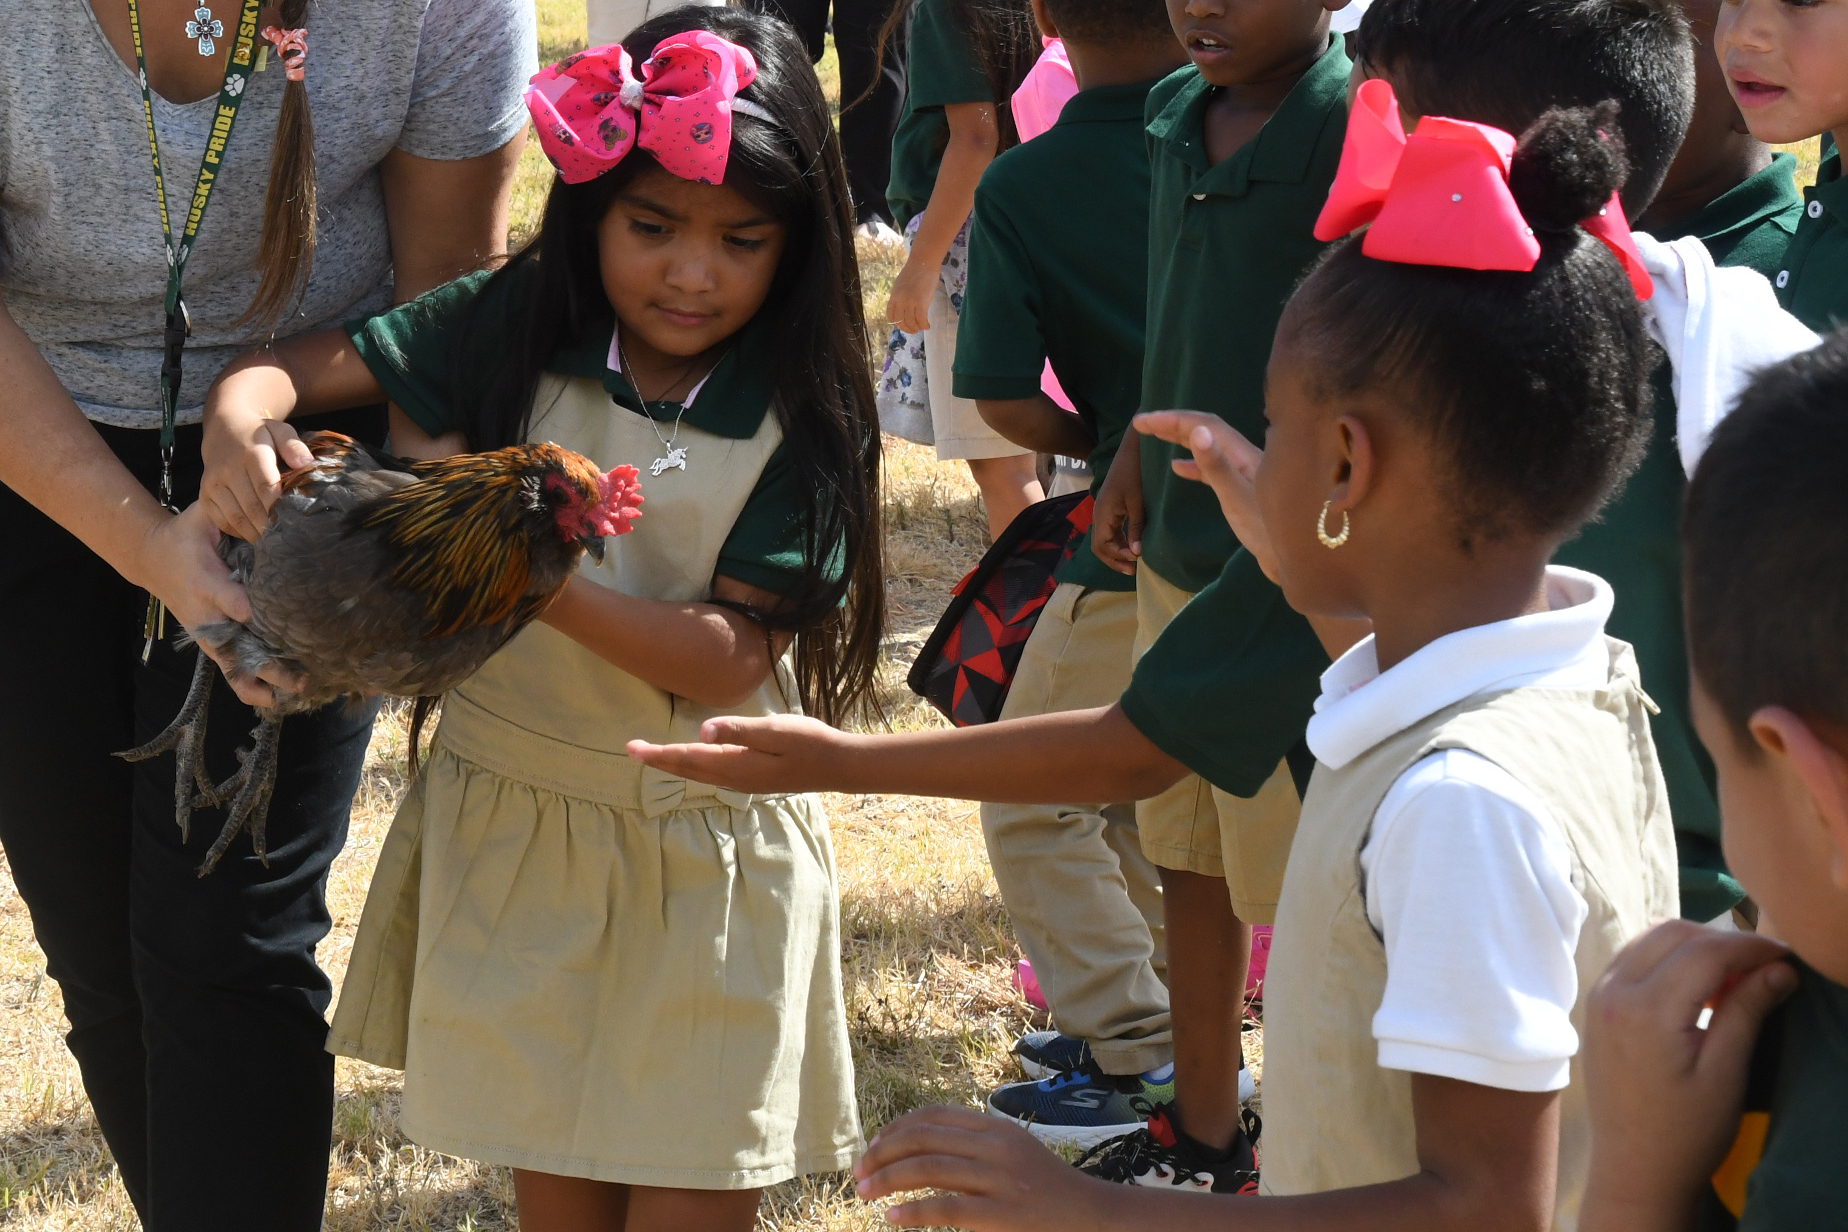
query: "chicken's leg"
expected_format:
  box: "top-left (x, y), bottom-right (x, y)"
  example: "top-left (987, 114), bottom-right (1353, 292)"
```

top-left (115, 652), bottom-right (218, 843)
top-left (196, 714), bottom-right (283, 877)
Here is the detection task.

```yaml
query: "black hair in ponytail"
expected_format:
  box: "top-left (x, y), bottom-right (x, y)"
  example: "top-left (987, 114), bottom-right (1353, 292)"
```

top-left (1288, 104), bottom-right (1654, 547)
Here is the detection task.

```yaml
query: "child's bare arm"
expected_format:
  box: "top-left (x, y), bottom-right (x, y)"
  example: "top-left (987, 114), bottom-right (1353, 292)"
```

top-left (888, 101), bottom-right (1000, 333)
top-left (201, 330), bottom-right (390, 541)
top-left (977, 394), bottom-right (1095, 458)
top-left (1578, 922), bottom-right (1795, 1232)
top-left (1090, 428), bottom-right (1144, 574)
top-left (855, 1077), bottom-right (1561, 1232)
top-left (628, 702), bottom-right (1185, 802)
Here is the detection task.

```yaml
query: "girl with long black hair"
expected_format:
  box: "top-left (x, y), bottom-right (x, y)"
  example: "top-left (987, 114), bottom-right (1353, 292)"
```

top-left (196, 8), bottom-right (883, 1229)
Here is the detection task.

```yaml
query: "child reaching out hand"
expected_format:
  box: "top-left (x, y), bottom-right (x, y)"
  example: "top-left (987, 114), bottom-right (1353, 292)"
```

top-left (638, 99), bottom-right (1678, 1232)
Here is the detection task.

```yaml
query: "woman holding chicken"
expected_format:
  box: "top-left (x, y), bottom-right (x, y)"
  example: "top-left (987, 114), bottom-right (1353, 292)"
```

top-left (0, 1), bottom-right (533, 1228)
top-left (198, 9), bottom-right (886, 1230)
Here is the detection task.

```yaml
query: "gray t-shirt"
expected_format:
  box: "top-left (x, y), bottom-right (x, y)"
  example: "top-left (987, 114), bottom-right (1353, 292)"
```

top-left (0, 0), bottom-right (537, 428)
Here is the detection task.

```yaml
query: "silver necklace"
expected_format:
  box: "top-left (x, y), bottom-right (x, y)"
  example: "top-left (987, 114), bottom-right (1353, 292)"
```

top-left (185, 6), bottom-right (225, 55)
top-left (617, 337), bottom-right (714, 477)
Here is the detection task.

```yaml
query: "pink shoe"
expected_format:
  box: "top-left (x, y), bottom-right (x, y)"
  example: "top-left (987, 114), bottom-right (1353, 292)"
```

top-left (1015, 958), bottom-right (1049, 1010)
top-left (1246, 926), bottom-right (1272, 997)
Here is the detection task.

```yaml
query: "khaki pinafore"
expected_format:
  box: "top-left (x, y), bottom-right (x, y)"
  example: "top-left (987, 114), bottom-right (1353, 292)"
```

top-left (329, 375), bottom-right (861, 1189)
top-left (1259, 638), bottom-right (1679, 1230)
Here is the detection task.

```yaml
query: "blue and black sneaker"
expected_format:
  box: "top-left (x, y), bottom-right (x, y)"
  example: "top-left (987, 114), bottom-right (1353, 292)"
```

top-left (986, 1061), bottom-right (1164, 1149)
top-left (1011, 1030), bottom-right (1093, 1080)
top-left (1075, 1103), bottom-right (1261, 1194)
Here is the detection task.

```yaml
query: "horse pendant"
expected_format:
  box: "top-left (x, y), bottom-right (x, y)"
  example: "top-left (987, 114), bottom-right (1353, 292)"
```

top-left (650, 447), bottom-right (688, 477)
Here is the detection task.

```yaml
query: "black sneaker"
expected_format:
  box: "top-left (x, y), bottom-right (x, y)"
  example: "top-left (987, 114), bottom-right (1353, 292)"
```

top-left (1012, 1030), bottom-right (1093, 1080)
top-left (1074, 1103), bottom-right (1261, 1194)
top-left (986, 1061), bottom-right (1153, 1149)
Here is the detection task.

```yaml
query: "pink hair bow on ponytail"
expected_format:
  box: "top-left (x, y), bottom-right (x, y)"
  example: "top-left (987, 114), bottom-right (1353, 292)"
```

top-left (525, 31), bottom-right (770, 186)
top-left (1314, 79), bottom-right (1653, 298)
top-left (260, 26), bottom-right (307, 82)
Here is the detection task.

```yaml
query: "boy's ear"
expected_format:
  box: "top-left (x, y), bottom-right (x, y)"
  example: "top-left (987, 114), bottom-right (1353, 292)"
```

top-left (1029, 0), bottom-right (1057, 40)
top-left (1750, 706), bottom-right (1848, 889)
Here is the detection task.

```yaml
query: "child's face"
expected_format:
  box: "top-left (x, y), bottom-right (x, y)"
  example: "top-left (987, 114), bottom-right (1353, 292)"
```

top-left (1167, 0), bottom-right (1339, 89)
top-left (1714, 0), bottom-right (1848, 145)
top-left (1693, 675), bottom-right (1848, 982)
top-left (598, 165), bottom-right (788, 364)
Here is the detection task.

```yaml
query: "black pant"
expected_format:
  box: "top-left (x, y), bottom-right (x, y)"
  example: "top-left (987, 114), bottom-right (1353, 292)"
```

top-left (751, 0), bottom-right (909, 226)
top-left (0, 411), bottom-right (382, 1231)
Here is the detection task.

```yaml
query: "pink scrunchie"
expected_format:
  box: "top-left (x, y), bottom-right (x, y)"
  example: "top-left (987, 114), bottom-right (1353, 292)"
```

top-left (525, 30), bottom-right (762, 185)
top-left (261, 26), bottom-right (307, 83)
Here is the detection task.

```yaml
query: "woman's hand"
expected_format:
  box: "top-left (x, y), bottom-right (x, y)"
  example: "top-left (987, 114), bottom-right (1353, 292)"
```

top-left (886, 257), bottom-right (937, 335)
top-left (628, 714), bottom-right (853, 794)
top-left (1090, 429), bottom-right (1144, 576)
top-left (1133, 410), bottom-right (1277, 582)
top-left (200, 400), bottom-right (314, 543)
top-left (134, 503), bottom-right (289, 707)
top-left (854, 1106), bottom-right (1117, 1232)
top-left (1579, 921), bottom-right (1796, 1232)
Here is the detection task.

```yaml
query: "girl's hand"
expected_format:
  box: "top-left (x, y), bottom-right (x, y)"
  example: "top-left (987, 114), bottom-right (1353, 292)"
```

top-left (200, 402), bottom-right (314, 543)
top-left (1579, 921), bottom-right (1796, 1232)
top-left (627, 714), bottom-right (851, 794)
top-left (1133, 410), bottom-right (1277, 582)
top-left (886, 258), bottom-right (937, 335)
top-left (135, 503), bottom-right (288, 707)
top-left (1090, 429), bottom-right (1144, 575)
top-left (853, 1106), bottom-right (1117, 1232)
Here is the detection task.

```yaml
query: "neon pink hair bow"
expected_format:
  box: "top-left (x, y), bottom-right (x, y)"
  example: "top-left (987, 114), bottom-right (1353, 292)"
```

top-left (525, 31), bottom-right (769, 186)
top-left (1315, 79), bottom-right (1653, 298)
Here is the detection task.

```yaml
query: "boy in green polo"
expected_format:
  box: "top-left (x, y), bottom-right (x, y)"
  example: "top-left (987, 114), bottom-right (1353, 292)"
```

top-left (1078, 0), bottom-right (1353, 1182)
top-left (1712, 0), bottom-right (1848, 330)
top-left (1568, 0), bottom-right (1802, 923)
top-left (946, 0), bottom-right (1192, 1150)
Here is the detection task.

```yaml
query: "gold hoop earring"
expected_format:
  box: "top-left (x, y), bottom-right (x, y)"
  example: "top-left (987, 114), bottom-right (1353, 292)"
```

top-left (1317, 500), bottom-right (1351, 549)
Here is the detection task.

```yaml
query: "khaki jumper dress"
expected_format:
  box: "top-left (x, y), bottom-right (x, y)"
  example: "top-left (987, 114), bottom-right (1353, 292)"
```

top-left (329, 374), bottom-right (862, 1189)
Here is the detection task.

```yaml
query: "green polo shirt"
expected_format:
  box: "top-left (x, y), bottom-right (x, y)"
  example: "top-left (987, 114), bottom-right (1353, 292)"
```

top-left (952, 79), bottom-right (1164, 594)
top-left (345, 264), bottom-right (834, 595)
top-left (1773, 144), bottom-right (1848, 331)
top-left (1562, 153), bottom-right (1801, 921)
top-left (886, 0), bottom-right (991, 228)
top-left (1695, 963), bottom-right (1848, 1232)
top-left (1138, 41), bottom-right (1350, 595)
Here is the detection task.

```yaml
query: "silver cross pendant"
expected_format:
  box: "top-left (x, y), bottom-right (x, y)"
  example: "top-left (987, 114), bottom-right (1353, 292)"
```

top-left (186, 6), bottom-right (225, 56)
top-left (649, 446), bottom-right (689, 477)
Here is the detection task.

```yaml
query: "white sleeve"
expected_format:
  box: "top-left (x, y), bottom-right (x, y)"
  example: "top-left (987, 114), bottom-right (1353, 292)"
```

top-left (1360, 749), bottom-right (1589, 1092)
top-left (396, 0), bottom-right (539, 161)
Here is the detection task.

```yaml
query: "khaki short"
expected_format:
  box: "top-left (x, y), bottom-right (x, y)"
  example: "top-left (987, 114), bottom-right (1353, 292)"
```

top-left (925, 281), bottom-right (1034, 462)
top-left (1131, 566), bottom-right (1302, 925)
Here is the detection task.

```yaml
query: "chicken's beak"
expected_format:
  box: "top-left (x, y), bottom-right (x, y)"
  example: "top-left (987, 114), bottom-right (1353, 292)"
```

top-left (578, 533), bottom-right (607, 565)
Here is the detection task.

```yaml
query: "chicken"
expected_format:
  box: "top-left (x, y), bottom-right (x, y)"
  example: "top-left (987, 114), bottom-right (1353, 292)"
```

top-left (120, 431), bottom-right (644, 875)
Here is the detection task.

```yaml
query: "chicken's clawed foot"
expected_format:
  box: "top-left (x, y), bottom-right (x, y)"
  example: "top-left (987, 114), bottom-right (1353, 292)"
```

top-left (114, 652), bottom-right (218, 844)
top-left (196, 716), bottom-right (283, 878)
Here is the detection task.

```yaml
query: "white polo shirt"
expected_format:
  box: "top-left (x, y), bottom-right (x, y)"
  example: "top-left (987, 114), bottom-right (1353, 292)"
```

top-left (1306, 566), bottom-right (1614, 1092)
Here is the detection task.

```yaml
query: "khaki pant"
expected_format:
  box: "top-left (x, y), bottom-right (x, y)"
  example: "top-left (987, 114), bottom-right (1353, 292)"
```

top-left (1132, 567), bottom-right (1301, 925)
top-left (981, 584), bottom-right (1171, 1075)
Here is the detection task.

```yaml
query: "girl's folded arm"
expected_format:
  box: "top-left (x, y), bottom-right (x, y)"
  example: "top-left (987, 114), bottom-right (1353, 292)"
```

top-left (629, 701), bottom-right (1186, 802)
top-left (541, 572), bottom-right (794, 709)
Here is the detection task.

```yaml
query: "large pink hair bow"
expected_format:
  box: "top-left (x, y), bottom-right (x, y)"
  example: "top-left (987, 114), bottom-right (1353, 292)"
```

top-left (525, 30), bottom-right (769, 186)
top-left (1315, 79), bottom-right (1653, 298)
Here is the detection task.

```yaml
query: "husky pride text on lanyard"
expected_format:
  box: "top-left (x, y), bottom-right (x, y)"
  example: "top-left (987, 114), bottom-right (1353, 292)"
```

top-left (125, 0), bottom-right (263, 658)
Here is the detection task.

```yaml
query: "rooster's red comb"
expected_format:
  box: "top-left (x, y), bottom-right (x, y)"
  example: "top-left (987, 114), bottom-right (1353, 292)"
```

top-left (591, 465), bottom-right (645, 538)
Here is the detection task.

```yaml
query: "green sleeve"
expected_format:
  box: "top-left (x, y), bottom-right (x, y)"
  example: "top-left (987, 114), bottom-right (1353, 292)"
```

top-left (951, 183), bottom-right (1047, 402)
top-left (1119, 551), bottom-right (1328, 796)
top-left (907, 0), bottom-right (993, 109)
top-left (344, 268), bottom-right (507, 437)
top-left (714, 441), bottom-right (845, 596)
